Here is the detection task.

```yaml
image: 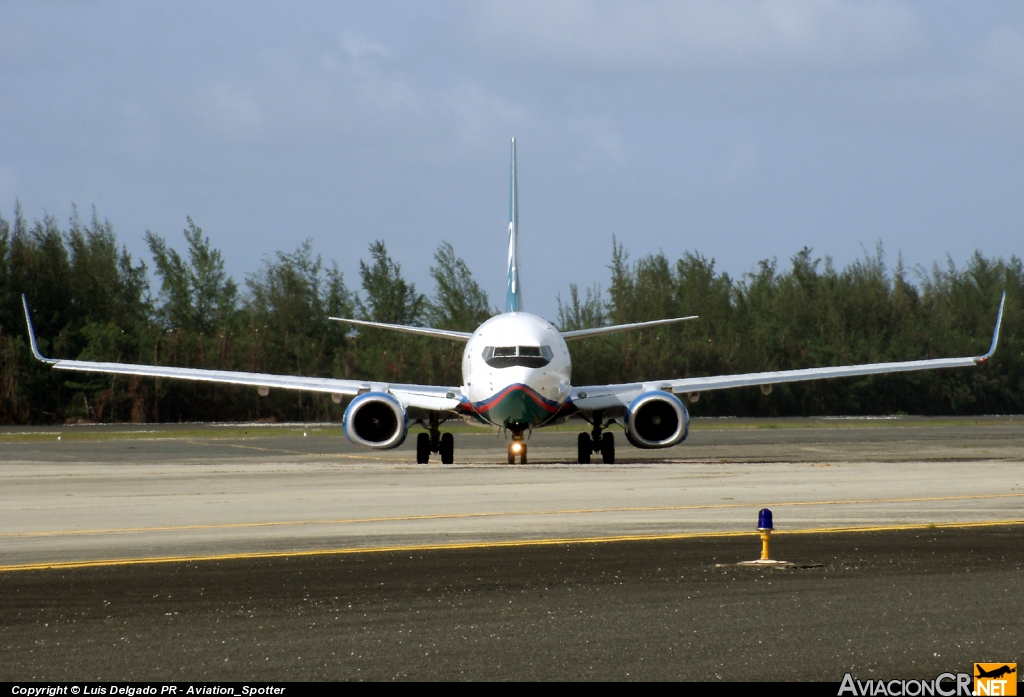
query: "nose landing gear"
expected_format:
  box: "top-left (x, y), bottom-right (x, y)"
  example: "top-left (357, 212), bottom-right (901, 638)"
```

top-left (577, 410), bottom-right (615, 464)
top-left (508, 438), bottom-right (527, 464)
top-left (505, 424), bottom-right (529, 464)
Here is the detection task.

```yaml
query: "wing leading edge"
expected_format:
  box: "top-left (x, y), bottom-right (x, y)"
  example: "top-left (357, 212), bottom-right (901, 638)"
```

top-left (22, 296), bottom-right (461, 412)
top-left (329, 316), bottom-right (472, 341)
top-left (572, 293), bottom-right (1006, 412)
top-left (560, 315), bottom-right (698, 341)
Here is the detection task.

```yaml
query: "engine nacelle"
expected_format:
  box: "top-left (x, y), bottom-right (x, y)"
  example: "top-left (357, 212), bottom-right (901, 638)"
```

top-left (624, 391), bottom-right (689, 449)
top-left (342, 392), bottom-right (408, 449)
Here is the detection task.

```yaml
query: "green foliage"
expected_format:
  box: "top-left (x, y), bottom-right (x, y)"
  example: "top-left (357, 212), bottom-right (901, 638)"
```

top-left (146, 217), bottom-right (238, 333)
top-left (0, 204), bottom-right (151, 423)
top-left (557, 283), bottom-right (606, 332)
top-left (356, 240), bottom-right (424, 325)
top-left (427, 241), bottom-right (492, 331)
top-left (564, 240), bottom-right (1022, 417)
top-left (242, 241), bottom-right (352, 420)
top-left (0, 202), bottom-right (1020, 424)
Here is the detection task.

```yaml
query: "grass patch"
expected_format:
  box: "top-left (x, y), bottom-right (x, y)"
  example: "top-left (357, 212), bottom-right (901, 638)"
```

top-left (0, 425), bottom-right (344, 443)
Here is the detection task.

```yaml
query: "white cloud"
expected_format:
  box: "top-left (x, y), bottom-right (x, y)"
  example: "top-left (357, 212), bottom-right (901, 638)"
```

top-left (444, 83), bottom-right (533, 144)
top-left (339, 33), bottom-right (393, 61)
top-left (984, 26), bottom-right (1024, 75)
top-left (200, 82), bottom-right (267, 140)
top-left (470, 0), bottom-right (925, 72)
top-left (564, 115), bottom-right (631, 163)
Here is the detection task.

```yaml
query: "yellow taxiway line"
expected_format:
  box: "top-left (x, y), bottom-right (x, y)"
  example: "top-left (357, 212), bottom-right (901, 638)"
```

top-left (2, 492), bottom-right (1021, 539)
top-left (1, 518), bottom-right (1022, 573)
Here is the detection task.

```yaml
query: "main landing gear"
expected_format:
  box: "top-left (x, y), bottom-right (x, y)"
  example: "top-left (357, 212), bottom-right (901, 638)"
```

top-left (578, 410), bottom-right (615, 464)
top-left (416, 413), bottom-right (454, 464)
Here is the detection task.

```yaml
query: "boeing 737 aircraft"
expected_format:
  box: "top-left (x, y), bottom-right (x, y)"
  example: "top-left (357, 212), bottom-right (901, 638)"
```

top-left (22, 139), bottom-right (1005, 465)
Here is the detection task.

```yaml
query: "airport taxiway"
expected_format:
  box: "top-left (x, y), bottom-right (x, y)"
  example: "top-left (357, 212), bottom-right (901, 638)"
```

top-left (1, 418), bottom-right (1022, 569)
top-left (1, 418), bottom-right (1022, 680)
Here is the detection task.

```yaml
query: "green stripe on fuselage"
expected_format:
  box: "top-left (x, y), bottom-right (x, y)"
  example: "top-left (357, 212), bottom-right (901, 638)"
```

top-left (480, 389), bottom-right (554, 428)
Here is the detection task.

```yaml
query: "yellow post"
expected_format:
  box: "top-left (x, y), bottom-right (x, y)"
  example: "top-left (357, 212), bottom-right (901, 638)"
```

top-left (760, 531), bottom-right (771, 561)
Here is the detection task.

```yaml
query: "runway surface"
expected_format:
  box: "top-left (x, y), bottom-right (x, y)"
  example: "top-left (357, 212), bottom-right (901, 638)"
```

top-left (1, 417), bottom-right (1022, 680)
top-left (1, 418), bottom-right (1022, 568)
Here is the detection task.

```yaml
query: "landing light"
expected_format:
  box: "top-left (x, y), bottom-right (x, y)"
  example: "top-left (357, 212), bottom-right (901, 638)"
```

top-left (511, 442), bottom-right (523, 453)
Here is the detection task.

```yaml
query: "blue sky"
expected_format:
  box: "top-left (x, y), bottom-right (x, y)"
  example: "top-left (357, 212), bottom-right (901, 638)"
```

top-left (2, 1), bottom-right (1023, 319)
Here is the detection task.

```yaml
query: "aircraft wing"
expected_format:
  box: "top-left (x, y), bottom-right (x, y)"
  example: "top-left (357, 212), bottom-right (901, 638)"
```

top-left (560, 315), bottom-right (698, 341)
top-left (571, 293), bottom-right (1005, 412)
top-left (22, 297), bottom-right (462, 413)
top-left (329, 317), bottom-right (472, 341)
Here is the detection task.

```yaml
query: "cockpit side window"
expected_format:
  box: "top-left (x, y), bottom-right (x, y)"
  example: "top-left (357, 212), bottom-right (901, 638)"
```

top-left (482, 345), bottom-right (553, 369)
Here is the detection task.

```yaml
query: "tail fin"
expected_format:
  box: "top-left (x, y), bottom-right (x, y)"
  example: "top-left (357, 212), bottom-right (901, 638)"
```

top-left (505, 137), bottom-right (522, 313)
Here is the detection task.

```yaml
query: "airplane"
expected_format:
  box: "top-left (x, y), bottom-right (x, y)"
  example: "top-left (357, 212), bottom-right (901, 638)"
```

top-left (975, 665), bottom-right (1016, 680)
top-left (21, 138), bottom-right (1006, 466)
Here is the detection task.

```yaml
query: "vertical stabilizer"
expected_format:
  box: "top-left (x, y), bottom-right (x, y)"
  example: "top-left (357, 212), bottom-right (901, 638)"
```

top-left (505, 138), bottom-right (522, 313)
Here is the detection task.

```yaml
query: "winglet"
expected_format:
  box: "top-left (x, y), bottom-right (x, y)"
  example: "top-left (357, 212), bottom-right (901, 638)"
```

top-left (21, 295), bottom-right (57, 364)
top-left (976, 292), bottom-right (1006, 363)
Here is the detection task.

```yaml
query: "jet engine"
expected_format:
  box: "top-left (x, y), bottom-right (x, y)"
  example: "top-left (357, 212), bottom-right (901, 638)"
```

top-left (342, 392), bottom-right (408, 449)
top-left (624, 391), bottom-right (689, 449)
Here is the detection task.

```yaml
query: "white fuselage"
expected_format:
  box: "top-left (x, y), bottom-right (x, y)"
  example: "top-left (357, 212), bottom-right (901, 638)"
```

top-left (460, 312), bottom-right (572, 428)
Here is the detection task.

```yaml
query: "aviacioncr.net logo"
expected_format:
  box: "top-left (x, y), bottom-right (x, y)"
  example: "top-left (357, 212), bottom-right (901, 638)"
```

top-left (839, 672), bottom-right (972, 696)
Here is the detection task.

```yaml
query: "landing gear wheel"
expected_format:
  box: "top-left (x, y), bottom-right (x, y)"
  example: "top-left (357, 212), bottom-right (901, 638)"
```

top-left (577, 432), bottom-right (592, 464)
top-left (416, 433), bottom-right (430, 464)
top-left (440, 432), bottom-right (454, 465)
top-left (508, 441), bottom-right (527, 464)
top-left (600, 432), bottom-right (615, 464)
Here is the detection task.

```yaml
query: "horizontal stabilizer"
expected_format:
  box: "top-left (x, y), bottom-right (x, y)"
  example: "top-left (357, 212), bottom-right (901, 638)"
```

top-left (561, 315), bottom-right (698, 341)
top-left (329, 317), bottom-right (472, 341)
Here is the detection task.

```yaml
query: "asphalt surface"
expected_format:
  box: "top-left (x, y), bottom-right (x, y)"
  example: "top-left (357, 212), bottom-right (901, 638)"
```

top-left (1, 418), bottom-right (1022, 681)
top-left (1, 525), bottom-right (1021, 681)
top-left (3, 421), bottom-right (1024, 567)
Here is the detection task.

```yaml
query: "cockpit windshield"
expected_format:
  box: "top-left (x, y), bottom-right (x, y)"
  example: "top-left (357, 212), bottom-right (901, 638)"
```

top-left (482, 345), bottom-right (553, 369)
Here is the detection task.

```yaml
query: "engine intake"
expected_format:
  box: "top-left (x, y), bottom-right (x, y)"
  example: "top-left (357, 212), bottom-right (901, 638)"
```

top-left (343, 392), bottom-right (408, 449)
top-left (624, 391), bottom-right (689, 449)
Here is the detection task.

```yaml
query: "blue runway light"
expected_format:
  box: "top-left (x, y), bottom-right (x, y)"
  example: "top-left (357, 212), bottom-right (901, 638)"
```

top-left (758, 508), bottom-right (773, 531)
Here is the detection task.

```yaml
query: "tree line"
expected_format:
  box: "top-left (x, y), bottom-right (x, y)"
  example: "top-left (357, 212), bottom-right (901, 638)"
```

top-left (0, 204), bottom-right (1020, 424)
